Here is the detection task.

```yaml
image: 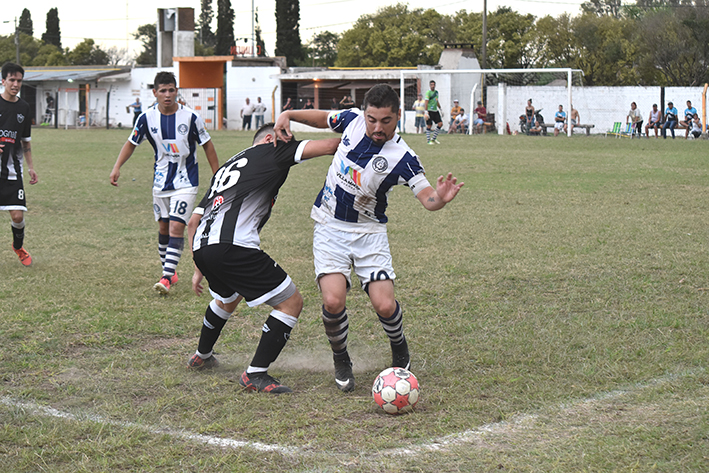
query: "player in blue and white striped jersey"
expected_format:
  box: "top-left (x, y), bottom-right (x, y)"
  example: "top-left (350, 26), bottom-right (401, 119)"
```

top-left (110, 71), bottom-right (220, 294)
top-left (275, 84), bottom-right (464, 392)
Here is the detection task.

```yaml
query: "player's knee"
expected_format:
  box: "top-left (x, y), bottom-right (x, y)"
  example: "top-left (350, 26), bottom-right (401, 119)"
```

top-left (322, 292), bottom-right (345, 314)
top-left (276, 290), bottom-right (303, 318)
top-left (373, 299), bottom-right (397, 319)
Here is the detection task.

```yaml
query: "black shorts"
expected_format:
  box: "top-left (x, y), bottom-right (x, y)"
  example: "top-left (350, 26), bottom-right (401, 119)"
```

top-left (193, 243), bottom-right (296, 307)
top-left (426, 111), bottom-right (442, 126)
top-left (0, 178), bottom-right (26, 211)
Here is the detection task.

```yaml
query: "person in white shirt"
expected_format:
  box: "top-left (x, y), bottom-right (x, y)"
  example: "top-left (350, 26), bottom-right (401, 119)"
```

top-left (253, 97), bottom-right (267, 128)
top-left (448, 109), bottom-right (469, 134)
top-left (626, 102), bottom-right (643, 137)
top-left (240, 98), bottom-right (256, 130)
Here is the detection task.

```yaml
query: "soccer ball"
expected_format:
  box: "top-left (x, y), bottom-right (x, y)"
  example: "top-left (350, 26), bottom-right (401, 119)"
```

top-left (372, 367), bottom-right (419, 415)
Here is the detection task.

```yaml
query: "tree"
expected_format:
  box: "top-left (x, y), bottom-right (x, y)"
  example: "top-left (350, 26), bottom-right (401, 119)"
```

top-left (105, 46), bottom-right (132, 66)
top-left (304, 31), bottom-right (339, 67)
top-left (636, 7), bottom-right (709, 85)
top-left (255, 8), bottom-right (266, 57)
top-left (134, 24), bottom-right (157, 66)
top-left (197, 0), bottom-right (216, 48)
top-left (42, 8), bottom-right (61, 49)
top-left (532, 14), bottom-right (577, 68)
top-left (33, 43), bottom-right (66, 66)
top-left (18, 9), bottom-right (33, 37)
top-left (581, 0), bottom-right (624, 18)
top-left (215, 0), bottom-right (235, 55)
top-left (66, 39), bottom-right (109, 65)
top-left (335, 4), bottom-right (444, 67)
top-left (275, 0), bottom-right (304, 66)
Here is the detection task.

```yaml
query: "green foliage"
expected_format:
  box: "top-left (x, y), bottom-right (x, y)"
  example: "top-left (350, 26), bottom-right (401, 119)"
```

top-left (334, 4), bottom-right (443, 67)
top-left (18, 8), bottom-right (33, 37)
top-left (197, 0), bottom-right (216, 48)
top-left (65, 39), bottom-right (109, 66)
top-left (215, 0), bottom-right (235, 56)
top-left (41, 8), bottom-right (61, 49)
top-left (572, 13), bottom-right (639, 85)
top-left (485, 7), bottom-right (537, 68)
top-left (133, 24), bottom-right (157, 66)
top-left (303, 31), bottom-right (339, 67)
top-left (275, 0), bottom-right (304, 66)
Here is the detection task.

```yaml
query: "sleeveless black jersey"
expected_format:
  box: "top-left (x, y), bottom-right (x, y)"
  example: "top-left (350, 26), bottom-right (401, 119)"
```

top-left (0, 95), bottom-right (32, 181)
top-left (193, 139), bottom-right (308, 251)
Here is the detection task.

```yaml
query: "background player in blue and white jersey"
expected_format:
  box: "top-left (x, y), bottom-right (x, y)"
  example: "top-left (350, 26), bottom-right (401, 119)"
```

top-left (0, 62), bottom-right (38, 266)
top-left (275, 84), bottom-right (464, 393)
top-left (186, 124), bottom-right (340, 393)
top-left (110, 71), bottom-right (220, 294)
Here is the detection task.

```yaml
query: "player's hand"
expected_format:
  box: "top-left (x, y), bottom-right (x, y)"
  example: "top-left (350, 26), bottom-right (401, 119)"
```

top-left (192, 269), bottom-right (204, 296)
top-left (109, 169), bottom-right (120, 186)
top-left (436, 173), bottom-right (464, 203)
top-left (28, 169), bottom-right (38, 185)
top-left (273, 112), bottom-right (293, 146)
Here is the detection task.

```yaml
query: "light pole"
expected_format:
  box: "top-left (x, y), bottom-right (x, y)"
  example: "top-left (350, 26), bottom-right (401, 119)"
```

top-left (2, 18), bottom-right (20, 64)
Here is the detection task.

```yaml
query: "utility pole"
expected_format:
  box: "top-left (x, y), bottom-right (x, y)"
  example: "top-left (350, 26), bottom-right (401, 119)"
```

top-left (3, 18), bottom-right (20, 64)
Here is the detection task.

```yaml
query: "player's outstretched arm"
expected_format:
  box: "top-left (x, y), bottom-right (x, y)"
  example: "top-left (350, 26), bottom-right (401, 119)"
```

top-left (110, 141), bottom-right (137, 186)
top-left (274, 110), bottom-right (331, 144)
top-left (301, 138), bottom-right (341, 160)
top-left (416, 173), bottom-right (464, 211)
top-left (201, 140), bottom-right (220, 175)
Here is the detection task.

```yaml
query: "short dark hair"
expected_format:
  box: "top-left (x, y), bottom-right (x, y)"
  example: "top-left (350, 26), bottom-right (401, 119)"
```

top-left (2, 62), bottom-right (24, 80)
top-left (153, 71), bottom-right (177, 88)
top-left (363, 84), bottom-right (400, 113)
top-left (429, 80), bottom-right (436, 85)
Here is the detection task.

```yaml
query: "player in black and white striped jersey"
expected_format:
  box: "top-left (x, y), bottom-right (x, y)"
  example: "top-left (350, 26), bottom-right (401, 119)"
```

top-left (186, 123), bottom-right (340, 394)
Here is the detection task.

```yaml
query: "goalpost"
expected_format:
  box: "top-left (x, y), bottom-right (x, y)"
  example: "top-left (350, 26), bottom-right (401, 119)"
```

top-left (399, 68), bottom-right (584, 137)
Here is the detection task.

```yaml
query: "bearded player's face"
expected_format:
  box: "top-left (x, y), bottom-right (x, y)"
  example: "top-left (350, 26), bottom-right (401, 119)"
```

top-left (363, 105), bottom-right (400, 145)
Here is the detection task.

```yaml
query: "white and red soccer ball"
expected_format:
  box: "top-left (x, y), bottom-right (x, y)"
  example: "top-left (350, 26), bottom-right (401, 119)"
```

top-left (372, 367), bottom-right (420, 414)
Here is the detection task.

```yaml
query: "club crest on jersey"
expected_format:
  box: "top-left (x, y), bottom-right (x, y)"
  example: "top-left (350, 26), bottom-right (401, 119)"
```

top-left (178, 123), bottom-right (188, 135)
top-left (16, 113), bottom-right (25, 123)
top-left (339, 160), bottom-right (362, 186)
top-left (371, 156), bottom-right (388, 173)
top-left (212, 195), bottom-right (224, 211)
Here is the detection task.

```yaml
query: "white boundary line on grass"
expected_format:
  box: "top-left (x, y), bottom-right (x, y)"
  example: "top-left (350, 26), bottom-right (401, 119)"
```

top-left (1, 368), bottom-right (700, 458)
top-left (0, 397), bottom-right (299, 455)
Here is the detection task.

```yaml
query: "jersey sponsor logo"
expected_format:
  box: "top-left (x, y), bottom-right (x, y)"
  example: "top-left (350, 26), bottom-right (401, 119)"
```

top-left (17, 114), bottom-right (25, 123)
top-left (161, 143), bottom-right (179, 153)
top-left (330, 112), bottom-right (342, 126)
top-left (178, 123), bottom-right (188, 135)
top-left (338, 160), bottom-right (362, 186)
top-left (371, 156), bottom-right (388, 173)
top-left (0, 129), bottom-right (18, 139)
top-left (212, 195), bottom-right (224, 211)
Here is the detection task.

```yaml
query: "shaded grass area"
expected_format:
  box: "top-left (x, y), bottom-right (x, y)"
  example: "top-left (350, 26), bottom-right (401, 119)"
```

top-left (1, 129), bottom-right (707, 471)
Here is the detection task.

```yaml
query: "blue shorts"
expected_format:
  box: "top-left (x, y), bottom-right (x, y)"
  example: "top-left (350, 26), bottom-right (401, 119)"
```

top-left (415, 116), bottom-right (425, 128)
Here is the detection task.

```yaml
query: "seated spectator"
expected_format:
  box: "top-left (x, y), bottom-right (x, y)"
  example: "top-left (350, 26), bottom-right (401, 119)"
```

top-left (554, 104), bottom-right (566, 137)
top-left (528, 117), bottom-right (543, 135)
top-left (449, 100), bottom-right (462, 129)
top-left (689, 113), bottom-right (702, 139)
top-left (680, 100), bottom-right (697, 138)
top-left (645, 103), bottom-right (661, 138)
top-left (283, 97), bottom-right (294, 111)
top-left (626, 102), bottom-right (643, 137)
top-left (662, 101), bottom-right (678, 139)
top-left (448, 109), bottom-right (469, 134)
top-left (303, 98), bottom-right (314, 109)
top-left (473, 101), bottom-right (487, 133)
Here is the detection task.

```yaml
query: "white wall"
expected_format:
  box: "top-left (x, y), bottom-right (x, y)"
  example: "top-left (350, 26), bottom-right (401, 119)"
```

top-left (487, 85), bottom-right (708, 135)
top-left (225, 64), bottom-right (282, 130)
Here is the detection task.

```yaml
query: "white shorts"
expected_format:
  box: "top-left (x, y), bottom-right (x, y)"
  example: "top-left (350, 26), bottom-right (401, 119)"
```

top-left (153, 190), bottom-right (197, 225)
top-left (313, 222), bottom-right (396, 290)
top-left (554, 122), bottom-right (564, 130)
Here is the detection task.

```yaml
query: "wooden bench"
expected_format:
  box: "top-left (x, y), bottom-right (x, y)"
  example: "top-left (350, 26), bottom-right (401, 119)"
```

top-left (542, 123), bottom-right (595, 135)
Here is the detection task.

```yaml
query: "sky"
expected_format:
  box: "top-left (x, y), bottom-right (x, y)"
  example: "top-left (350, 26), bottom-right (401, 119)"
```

top-left (2, 0), bottom-right (585, 61)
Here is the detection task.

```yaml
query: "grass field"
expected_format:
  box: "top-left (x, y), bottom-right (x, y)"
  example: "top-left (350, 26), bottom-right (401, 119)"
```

top-left (1, 128), bottom-right (708, 472)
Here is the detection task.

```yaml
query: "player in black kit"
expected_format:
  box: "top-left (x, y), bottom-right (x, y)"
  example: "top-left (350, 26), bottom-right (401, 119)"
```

top-left (186, 123), bottom-right (339, 393)
top-left (0, 63), bottom-right (38, 266)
